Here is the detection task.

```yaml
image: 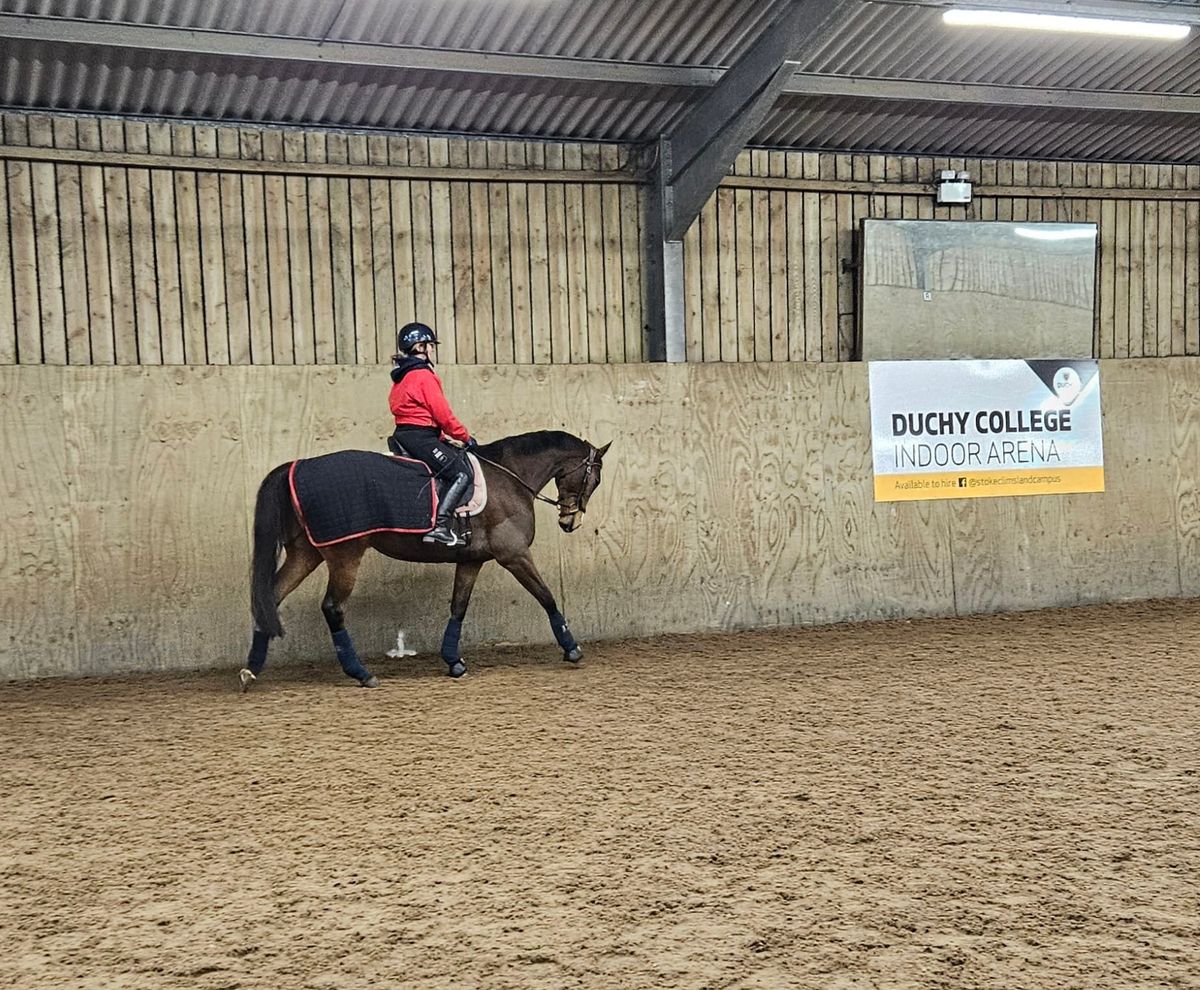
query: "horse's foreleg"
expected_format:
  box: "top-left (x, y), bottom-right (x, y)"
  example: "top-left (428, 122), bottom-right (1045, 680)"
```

top-left (320, 546), bottom-right (378, 688)
top-left (441, 560), bottom-right (484, 678)
top-left (242, 538), bottom-right (322, 691)
top-left (499, 553), bottom-right (582, 663)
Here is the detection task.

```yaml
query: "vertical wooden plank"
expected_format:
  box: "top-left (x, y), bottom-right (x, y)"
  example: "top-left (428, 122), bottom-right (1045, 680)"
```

top-left (261, 129), bottom-right (293, 364)
top-left (51, 118), bottom-right (89, 365)
top-left (684, 204), bottom-right (703, 363)
top-left (217, 127), bottom-right (250, 365)
top-left (1098, 170), bottom-right (1116, 360)
top-left (283, 130), bottom-right (315, 365)
top-left (899, 156), bottom-right (917, 220)
top-left (751, 182), bottom-right (771, 361)
top-left (326, 131), bottom-right (352, 362)
top-left (581, 144), bottom-right (606, 362)
top-left (1187, 165), bottom-right (1200, 356)
top-left (366, 136), bottom-right (396, 365)
top-left (1143, 168), bottom-right (1160, 358)
top-left (769, 151), bottom-right (788, 362)
top-left (238, 129), bottom-right (272, 365)
top-left (74, 119), bottom-right (113, 365)
top-left (1171, 165), bottom-right (1186, 357)
top-left (802, 152), bottom-right (821, 361)
top-left (74, 120), bottom-right (112, 364)
top-left (1156, 190), bottom-right (1172, 358)
top-left (470, 139), bottom-right (496, 363)
top-left (543, 142), bottom-right (569, 365)
top-left (1113, 197), bottom-right (1131, 360)
top-left (932, 156), bottom-right (951, 221)
top-left (302, 130), bottom-right (336, 362)
top-left (820, 188), bottom-right (839, 362)
top-left (1025, 161), bottom-right (1043, 222)
top-left (120, 122), bottom-right (160, 365)
top-left (348, 134), bottom-right (376, 365)
top-left (508, 141), bottom-right (535, 363)
top-left (389, 135), bottom-right (416, 345)
top-left (600, 145), bottom-right (625, 363)
top-left (734, 185), bottom-right (754, 362)
top-left (1010, 161), bottom-right (1028, 221)
top-left (717, 185), bottom-right (738, 361)
top-left (835, 155), bottom-right (854, 361)
top-left (698, 197), bottom-right (721, 362)
top-left (447, 138), bottom-right (476, 363)
top-left (428, 137), bottom-right (458, 366)
top-left (97, 119), bottom-right (138, 364)
top-left (407, 132), bottom-right (436, 340)
top-left (171, 125), bottom-right (206, 363)
top-left (193, 126), bottom-right (228, 365)
top-left (485, 140), bottom-right (514, 364)
top-left (29, 116), bottom-right (66, 364)
top-left (620, 168), bottom-right (643, 364)
top-left (916, 157), bottom-right (935, 220)
top-left (1129, 200), bottom-right (1145, 358)
top-left (785, 153), bottom-right (804, 361)
top-left (525, 142), bottom-right (552, 365)
top-left (562, 143), bottom-right (588, 364)
top-left (5, 118), bottom-right (41, 362)
top-left (0, 124), bottom-right (16, 361)
top-left (995, 160), bottom-right (1013, 222)
top-left (145, 123), bottom-right (183, 364)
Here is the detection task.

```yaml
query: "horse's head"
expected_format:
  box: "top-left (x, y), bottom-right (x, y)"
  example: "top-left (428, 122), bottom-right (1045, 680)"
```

top-left (555, 440), bottom-right (611, 533)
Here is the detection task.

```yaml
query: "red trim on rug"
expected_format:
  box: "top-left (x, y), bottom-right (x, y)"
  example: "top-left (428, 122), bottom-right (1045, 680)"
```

top-left (288, 456), bottom-right (439, 548)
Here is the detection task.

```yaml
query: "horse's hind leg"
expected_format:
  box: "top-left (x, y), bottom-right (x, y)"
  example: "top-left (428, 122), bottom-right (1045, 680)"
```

top-left (242, 538), bottom-right (322, 692)
top-left (499, 552), bottom-right (583, 663)
top-left (320, 545), bottom-right (378, 688)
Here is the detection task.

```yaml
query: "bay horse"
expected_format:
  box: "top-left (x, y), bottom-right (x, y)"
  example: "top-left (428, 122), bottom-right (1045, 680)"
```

top-left (241, 431), bottom-right (610, 689)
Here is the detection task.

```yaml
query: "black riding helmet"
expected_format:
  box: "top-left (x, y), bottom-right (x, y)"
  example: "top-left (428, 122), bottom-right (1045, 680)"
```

top-left (396, 322), bottom-right (439, 354)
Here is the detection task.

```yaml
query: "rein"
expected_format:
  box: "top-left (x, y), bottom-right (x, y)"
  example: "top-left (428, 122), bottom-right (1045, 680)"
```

top-left (471, 448), bottom-right (596, 511)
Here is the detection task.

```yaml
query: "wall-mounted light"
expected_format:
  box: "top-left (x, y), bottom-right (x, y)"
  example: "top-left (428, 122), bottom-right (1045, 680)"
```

top-left (936, 169), bottom-right (972, 205)
top-left (943, 8), bottom-right (1191, 39)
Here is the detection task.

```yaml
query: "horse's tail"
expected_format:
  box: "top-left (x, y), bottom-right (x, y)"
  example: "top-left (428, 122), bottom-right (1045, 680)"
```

top-left (250, 463), bottom-right (293, 639)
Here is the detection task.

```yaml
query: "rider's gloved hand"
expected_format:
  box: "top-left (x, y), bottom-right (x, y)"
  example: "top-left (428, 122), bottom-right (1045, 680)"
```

top-left (465, 436), bottom-right (479, 449)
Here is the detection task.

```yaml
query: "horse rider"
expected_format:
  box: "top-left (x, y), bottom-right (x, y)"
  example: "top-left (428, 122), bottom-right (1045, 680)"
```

top-left (389, 321), bottom-right (477, 547)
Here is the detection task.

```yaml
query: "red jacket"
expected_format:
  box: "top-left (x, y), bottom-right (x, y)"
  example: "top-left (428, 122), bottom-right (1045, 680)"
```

top-left (389, 366), bottom-right (470, 443)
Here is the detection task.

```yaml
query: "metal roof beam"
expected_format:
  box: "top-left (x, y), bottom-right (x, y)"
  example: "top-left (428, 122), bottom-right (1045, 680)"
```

top-left (783, 72), bottom-right (1200, 114)
top-left (0, 13), bottom-right (722, 87)
top-left (662, 0), bottom-right (848, 239)
top-left (5, 13), bottom-right (1200, 117)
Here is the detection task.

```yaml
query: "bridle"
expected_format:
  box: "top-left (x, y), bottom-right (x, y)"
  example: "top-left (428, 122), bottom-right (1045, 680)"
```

top-left (471, 447), bottom-right (599, 513)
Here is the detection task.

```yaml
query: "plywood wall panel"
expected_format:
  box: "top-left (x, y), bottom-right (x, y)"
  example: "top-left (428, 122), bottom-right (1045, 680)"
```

top-left (2, 360), bottom-right (1200, 680)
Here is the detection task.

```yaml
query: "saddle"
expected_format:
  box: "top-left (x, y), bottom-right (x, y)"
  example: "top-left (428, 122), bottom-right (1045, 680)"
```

top-left (386, 437), bottom-right (488, 517)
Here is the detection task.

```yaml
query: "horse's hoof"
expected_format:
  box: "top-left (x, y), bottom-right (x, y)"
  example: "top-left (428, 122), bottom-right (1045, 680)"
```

top-left (564, 647), bottom-right (583, 663)
top-left (446, 659), bottom-right (467, 679)
top-left (239, 668), bottom-right (257, 692)
top-left (360, 675), bottom-right (381, 689)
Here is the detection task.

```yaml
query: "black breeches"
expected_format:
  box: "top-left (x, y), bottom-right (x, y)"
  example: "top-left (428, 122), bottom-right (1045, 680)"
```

top-left (392, 426), bottom-right (470, 484)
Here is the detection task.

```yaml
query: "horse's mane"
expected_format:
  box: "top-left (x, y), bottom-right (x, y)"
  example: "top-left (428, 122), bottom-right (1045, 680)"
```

top-left (477, 430), bottom-right (586, 461)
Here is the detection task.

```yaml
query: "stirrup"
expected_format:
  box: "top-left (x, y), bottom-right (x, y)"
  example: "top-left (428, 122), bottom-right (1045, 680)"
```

top-left (423, 525), bottom-right (463, 547)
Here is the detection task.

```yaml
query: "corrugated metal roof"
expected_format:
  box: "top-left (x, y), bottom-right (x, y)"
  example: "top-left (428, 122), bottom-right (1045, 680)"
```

top-left (3, 0), bottom-right (1200, 161)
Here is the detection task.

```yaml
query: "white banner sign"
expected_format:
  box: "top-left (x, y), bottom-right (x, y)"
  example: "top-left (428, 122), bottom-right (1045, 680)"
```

top-left (869, 359), bottom-right (1104, 502)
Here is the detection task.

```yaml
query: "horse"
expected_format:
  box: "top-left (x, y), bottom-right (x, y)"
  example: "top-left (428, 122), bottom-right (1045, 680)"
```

top-left (240, 430), bottom-right (610, 689)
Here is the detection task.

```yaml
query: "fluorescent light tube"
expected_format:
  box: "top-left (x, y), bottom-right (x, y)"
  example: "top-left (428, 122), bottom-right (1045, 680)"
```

top-left (1013, 226), bottom-right (1097, 240)
top-left (943, 8), bottom-right (1191, 39)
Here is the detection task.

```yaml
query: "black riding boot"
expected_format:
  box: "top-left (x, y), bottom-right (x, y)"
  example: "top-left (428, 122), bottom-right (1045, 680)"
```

top-left (424, 472), bottom-right (471, 547)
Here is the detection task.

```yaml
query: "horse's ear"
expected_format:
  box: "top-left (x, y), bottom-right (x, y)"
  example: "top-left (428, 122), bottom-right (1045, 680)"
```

top-left (595, 441), bottom-right (612, 458)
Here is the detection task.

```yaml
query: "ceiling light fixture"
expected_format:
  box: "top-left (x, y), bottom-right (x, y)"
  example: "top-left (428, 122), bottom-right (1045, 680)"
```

top-left (943, 8), bottom-right (1191, 39)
